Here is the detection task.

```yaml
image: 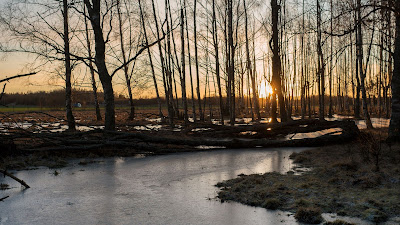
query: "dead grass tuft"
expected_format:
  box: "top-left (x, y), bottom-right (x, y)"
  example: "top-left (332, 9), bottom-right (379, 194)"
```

top-left (0, 183), bottom-right (9, 190)
top-left (294, 207), bottom-right (324, 224)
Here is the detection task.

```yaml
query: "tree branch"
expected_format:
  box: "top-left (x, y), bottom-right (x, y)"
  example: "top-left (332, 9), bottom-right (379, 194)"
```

top-left (0, 72), bottom-right (37, 83)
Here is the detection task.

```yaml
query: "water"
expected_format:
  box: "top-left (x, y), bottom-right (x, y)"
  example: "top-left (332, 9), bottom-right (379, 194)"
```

top-left (0, 148), bottom-right (298, 225)
top-left (0, 148), bottom-right (379, 225)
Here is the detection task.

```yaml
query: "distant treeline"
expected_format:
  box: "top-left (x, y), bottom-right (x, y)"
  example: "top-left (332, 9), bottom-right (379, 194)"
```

top-left (0, 89), bottom-right (166, 107)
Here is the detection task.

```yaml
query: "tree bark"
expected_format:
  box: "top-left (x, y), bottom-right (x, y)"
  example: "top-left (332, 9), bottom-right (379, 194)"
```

top-left (180, 7), bottom-right (189, 125)
top-left (139, 0), bottom-right (163, 119)
top-left (184, 1), bottom-right (196, 122)
top-left (317, 0), bottom-right (325, 121)
top-left (63, 0), bottom-right (76, 131)
top-left (388, 3), bottom-right (400, 140)
top-left (227, 0), bottom-right (236, 126)
top-left (117, 0), bottom-right (135, 120)
top-left (356, 0), bottom-right (373, 129)
top-left (84, 4), bottom-right (102, 121)
top-left (0, 169), bottom-right (30, 189)
top-left (212, 0), bottom-right (224, 125)
top-left (194, 0), bottom-right (204, 121)
top-left (84, 0), bottom-right (115, 131)
top-left (244, 0), bottom-right (261, 121)
top-left (271, 0), bottom-right (287, 123)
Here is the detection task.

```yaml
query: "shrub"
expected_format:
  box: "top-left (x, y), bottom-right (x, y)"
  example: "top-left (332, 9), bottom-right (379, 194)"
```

top-left (362, 208), bottom-right (388, 223)
top-left (295, 207), bottom-right (324, 224)
top-left (262, 198), bottom-right (281, 210)
top-left (324, 220), bottom-right (355, 225)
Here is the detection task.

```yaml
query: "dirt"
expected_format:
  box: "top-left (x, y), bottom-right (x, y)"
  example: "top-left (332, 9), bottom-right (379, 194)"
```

top-left (2, 109), bottom-right (400, 223)
top-left (216, 128), bottom-right (400, 223)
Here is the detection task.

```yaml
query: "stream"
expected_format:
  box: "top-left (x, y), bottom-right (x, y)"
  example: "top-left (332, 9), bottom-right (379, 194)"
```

top-left (0, 148), bottom-right (374, 225)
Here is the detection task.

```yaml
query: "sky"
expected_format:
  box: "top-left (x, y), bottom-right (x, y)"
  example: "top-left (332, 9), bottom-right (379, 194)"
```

top-left (0, 0), bottom-right (274, 98)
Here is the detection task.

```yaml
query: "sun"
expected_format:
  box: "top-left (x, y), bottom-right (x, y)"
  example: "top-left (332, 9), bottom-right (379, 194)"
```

top-left (259, 81), bottom-right (273, 98)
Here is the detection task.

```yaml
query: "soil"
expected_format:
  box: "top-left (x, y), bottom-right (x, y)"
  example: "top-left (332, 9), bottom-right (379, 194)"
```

top-left (216, 128), bottom-right (400, 223)
top-left (3, 109), bottom-right (399, 223)
top-left (0, 109), bottom-right (359, 170)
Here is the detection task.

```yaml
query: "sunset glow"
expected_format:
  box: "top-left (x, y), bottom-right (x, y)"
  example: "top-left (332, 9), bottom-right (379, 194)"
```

top-left (259, 81), bottom-right (273, 98)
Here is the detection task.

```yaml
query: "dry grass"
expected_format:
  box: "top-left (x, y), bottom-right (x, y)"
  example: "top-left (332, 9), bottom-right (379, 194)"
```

top-left (294, 207), bottom-right (324, 224)
top-left (0, 183), bottom-right (9, 190)
top-left (217, 129), bottom-right (400, 223)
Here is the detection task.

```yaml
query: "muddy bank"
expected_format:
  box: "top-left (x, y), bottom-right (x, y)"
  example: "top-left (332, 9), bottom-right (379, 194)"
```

top-left (216, 129), bottom-right (400, 223)
top-left (0, 110), bottom-right (360, 170)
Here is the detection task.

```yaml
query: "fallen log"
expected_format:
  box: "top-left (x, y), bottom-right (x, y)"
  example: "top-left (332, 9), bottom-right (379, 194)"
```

top-left (0, 196), bottom-right (9, 201)
top-left (0, 169), bottom-right (30, 189)
top-left (104, 120), bottom-right (359, 149)
top-left (184, 119), bottom-right (357, 138)
top-left (5, 119), bottom-right (359, 153)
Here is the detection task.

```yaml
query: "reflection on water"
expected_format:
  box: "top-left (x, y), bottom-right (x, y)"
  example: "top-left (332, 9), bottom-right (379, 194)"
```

top-left (0, 148), bottom-right (307, 225)
top-left (0, 148), bottom-right (382, 225)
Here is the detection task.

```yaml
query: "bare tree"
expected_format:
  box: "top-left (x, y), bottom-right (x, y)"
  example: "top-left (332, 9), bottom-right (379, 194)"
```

top-left (84, 0), bottom-right (116, 130)
top-left (63, 0), bottom-right (76, 130)
top-left (388, 0), bottom-right (400, 140)
top-left (139, 0), bottom-right (163, 119)
top-left (84, 3), bottom-right (102, 121)
top-left (270, 0), bottom-right (287, 123)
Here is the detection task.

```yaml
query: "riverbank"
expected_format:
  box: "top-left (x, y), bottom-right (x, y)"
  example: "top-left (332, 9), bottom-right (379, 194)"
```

top-left (216, 128), bottom-right (400, 224)
top-left (0, 110), bottom-right (361, 171)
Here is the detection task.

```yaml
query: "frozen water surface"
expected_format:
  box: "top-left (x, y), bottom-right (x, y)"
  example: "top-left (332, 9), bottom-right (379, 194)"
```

top-left (0, 148), bottom-right (381, 225)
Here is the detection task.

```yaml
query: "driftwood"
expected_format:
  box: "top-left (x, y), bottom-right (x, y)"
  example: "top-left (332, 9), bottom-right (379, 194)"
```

top-left (0, 196), bottom-right (9, 201)
top-left (0, 169), bottom-right (30, 189)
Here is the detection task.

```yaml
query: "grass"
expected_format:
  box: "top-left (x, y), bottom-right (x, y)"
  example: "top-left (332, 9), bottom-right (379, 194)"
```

top-left (0, 183), bottom-right (9, 190)
top-left (294, 207), bottom-right (323, 224)
top-left (216, 129), bottom-right (400, 223)
top-left (324, 220), bottom-right (356, 225)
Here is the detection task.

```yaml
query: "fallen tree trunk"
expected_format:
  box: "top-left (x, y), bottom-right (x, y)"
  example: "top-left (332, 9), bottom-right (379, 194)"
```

top-left (0, 169), bottom-right (30, 189)
top-left (0, 196), bottom-right (9, 201)
top-left (184, 119), bottom-right (357, 139)
top-left (104, 120), bottom-right (359, 149)
top-left (3, 119), bottom-right (360, 153)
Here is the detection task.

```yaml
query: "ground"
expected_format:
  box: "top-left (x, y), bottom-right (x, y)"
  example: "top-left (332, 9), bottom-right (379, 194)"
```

top-left (1, 108), bottom-right (399, 224)
top-left (216, 128), bottom-right (400, 223)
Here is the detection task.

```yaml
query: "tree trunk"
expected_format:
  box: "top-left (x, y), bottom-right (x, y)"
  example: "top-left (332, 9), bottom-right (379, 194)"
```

top-left (194, 0), bottom-right (203, 121)
top-left (63, 0), bottom-right (76, 131)
top-left (356, 0), bottom-right (373, 129)
top-left (183, 1), bottom-right (196, 122)
top-left (84, 4), bottom-right (102, 121)
top-left (317, 0), bottom-right (325, 121)
top-left (139, 0), bottom-right (163, 119)
top-left (353, 13), bottom-right (361, 119)
top-left (388, 3), bottom-right (400, 140)
top-left (228, 0), bottom-right (236, 125)
top-left (212, 0), bottom-right (224, 125)
top-left (117, 0), bottom-right (135, 120)
top-left (180, 7), bottom-right (189, 125)
top-left (328, 0), bottom-right (333, 118)
top-left (84, 0), bottom-right (115, 131)
top-left (271, 0), bottom-right (287, 123)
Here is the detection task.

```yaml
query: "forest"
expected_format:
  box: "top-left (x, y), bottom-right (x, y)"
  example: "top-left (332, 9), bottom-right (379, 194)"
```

top-left (0, 0), bottom-right (397, 135)
top-left (0, 0), bottom-right (400, 224)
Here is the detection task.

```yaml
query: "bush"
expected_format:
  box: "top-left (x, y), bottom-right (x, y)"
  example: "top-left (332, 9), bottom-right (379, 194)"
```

top-left (262, 198), bottom-right (281, 210)
top-left (295, 207), bottom-right (324, 224)
top-left (362, 208), bottom-right (388, 223)
top-left (324, 220), bottom-right (355, 225)
top-left (295, 198), bottom-right (311, 207)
